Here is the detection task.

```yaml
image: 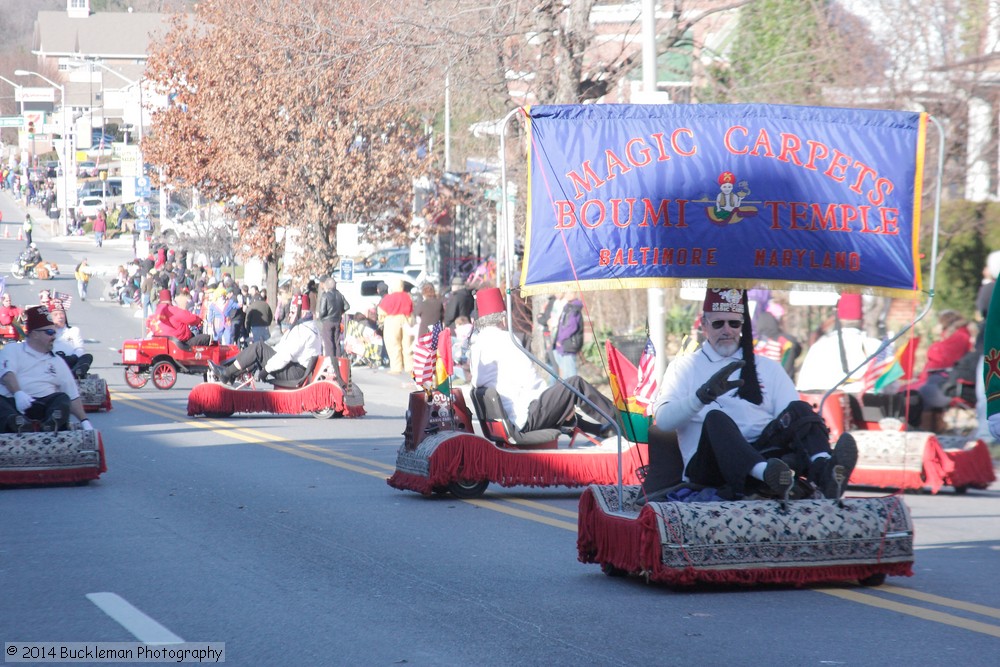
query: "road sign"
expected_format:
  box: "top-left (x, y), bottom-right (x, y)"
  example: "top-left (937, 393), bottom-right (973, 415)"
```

top-left (339, 258), bottom-right (355, 282)
top-left (136, 176), bottom-right (151, 197)
top-left (136, 218), bottom-right (151, 232)
top-left (0, 116), bottom-right (23, 128)
top-left (134, 201), bottom-right (151, 218)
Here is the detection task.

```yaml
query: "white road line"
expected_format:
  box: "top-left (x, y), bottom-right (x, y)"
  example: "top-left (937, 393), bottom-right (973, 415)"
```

top-left (86, 592), bottom-right (185, 645)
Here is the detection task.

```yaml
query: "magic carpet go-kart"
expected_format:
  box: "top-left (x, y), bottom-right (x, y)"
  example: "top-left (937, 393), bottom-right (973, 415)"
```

top-left (186, 355), bottom-right (365, 419)
top-left (117, 336), bottom-right (240, 390)
top-left (0, 425), bottom-right (108, 486)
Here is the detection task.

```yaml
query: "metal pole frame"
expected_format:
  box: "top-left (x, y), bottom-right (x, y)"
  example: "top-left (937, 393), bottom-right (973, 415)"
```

top-left (497, 108), bottom-right (627, 499)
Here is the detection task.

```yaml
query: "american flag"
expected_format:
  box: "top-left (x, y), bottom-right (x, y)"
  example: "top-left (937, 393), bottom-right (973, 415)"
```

top-left (633, 337), bottom-right (658, 411)
top-left (860, 337), bottom-right (894, 394)
top-left (412, 322), bottom-right (443, 387)
top-left (51, 291), bottom-right (73, 309)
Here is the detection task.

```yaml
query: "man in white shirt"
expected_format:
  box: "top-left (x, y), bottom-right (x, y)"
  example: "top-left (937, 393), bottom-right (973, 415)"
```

top-left (49, 299), bottom-right (93, 379)
top-left (470, 287), bottom-right (615, 436)
top-left (796, 294), bottom-right (882, 394)
top-left (208, 301), bottom-right (322, 385)
top-left (653, 288), bottom-right (857, 500)
top-left (0, 305), bottom-right (94, 433)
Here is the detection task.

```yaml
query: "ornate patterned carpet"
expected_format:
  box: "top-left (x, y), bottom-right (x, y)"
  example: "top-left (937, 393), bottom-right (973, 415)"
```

top-left (578, 483), bottom-right (914, 586)
top-left (0, 430), bottom-right (107, 485)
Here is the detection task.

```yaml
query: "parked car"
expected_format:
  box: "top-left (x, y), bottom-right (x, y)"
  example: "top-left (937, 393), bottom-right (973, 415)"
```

top-left (91, 131), bottom-right (116, 147)
top-left (79, 177), bottom-right (123, 198)
top-left (338, 271), bottom-right (416, 317)
top-left (361, 247), bottom-right (423, 278)
top-left (77, 196), bottom-right (108, 219)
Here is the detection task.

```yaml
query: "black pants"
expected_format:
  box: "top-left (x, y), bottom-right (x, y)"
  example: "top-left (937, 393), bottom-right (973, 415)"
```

top-left (0, 392), bottom-right (71, 432)
top-left (229, 342), bottom-right (306, 382)
top-left (321, 318), bottom-right (341, 359)
top-left (685, 401), bottom-right (830, 495)
top-left (522, 375), bottom-right (615, 432)
top-left (56, 352), bottom-right (94, 378)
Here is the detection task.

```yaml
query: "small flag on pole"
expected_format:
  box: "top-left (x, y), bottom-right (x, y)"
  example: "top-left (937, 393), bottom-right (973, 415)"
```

top-left (633, 338), bottom-right (658, 412)
top-left (413, 322), bottom-right (443, 388)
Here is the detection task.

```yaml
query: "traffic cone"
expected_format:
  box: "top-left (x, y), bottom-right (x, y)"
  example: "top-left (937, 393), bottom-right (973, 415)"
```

top-left (3, 225), bottom-right (7, 239)
top-left (17, 227), bottom-right (22, 241)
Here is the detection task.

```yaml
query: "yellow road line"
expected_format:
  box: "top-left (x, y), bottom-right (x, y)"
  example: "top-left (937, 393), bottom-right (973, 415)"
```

top-left (821, 588), bottom-right (1000, 638)
top-left (504, 497), bottom-right (580, 519)
top-left (109, 389), bottom-right (389, 478)
top-left (879, 584), bottom-right (1000, 620)
top-left (465, 499), bottom-right (578, 530)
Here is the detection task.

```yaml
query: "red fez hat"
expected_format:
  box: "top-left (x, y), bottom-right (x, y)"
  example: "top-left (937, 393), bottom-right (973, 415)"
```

top-left (159, 289), bottom-right (172, 303)
top-left (837, 294), bottom-right (863, 321)
top-left (718, 171), bottom-right (736, 185)
top-left (703, 288), bottom-right (746, 314)
top-left (476, 287), bottom-right (505, 317)
top-left (24, 305), bottom-right (55, 332)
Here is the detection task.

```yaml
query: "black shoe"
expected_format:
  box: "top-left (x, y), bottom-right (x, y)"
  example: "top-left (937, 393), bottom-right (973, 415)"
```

top-left (6, 415), bottom-right (28, 434)
top-left (811, 434), bottom-right (859, 499)
top-left (42, 409), bottom-right (63, 433)
top-left (207, 361), bottom-right (230, 383)
top-left (74, 362), bottom-right (91, 379)
top-left (763, 458), bottom-right (795, 503)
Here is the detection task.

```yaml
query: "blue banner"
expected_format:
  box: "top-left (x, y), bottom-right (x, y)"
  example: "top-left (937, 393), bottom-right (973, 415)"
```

top-left (521, 104), bottom-right (926, 296)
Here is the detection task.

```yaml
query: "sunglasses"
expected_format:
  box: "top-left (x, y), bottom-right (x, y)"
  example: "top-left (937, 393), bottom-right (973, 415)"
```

top-left (36, 328), bottom-right (57, 336)
top-left (709, 319), bottom-right (743, 330)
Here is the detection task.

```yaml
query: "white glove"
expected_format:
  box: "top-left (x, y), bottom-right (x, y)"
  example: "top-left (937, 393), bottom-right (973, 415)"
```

top-left (988, 413), bottom-right (1000, 442)
top-left (13, 391), bottom-right (33, 412)
top-left (81, 419), bottom-right (94, 431)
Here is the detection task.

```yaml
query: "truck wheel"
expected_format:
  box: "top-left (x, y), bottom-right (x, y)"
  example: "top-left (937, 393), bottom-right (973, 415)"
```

top-left (124, 365), bottom-right (148, 388)
top-left (151, 360), bottom-right (178, 390)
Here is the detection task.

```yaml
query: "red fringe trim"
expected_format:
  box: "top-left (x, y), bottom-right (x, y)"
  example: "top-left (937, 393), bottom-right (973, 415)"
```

top-left (386, 469), bottom-right (437, 495)
top-left (187, 381), bottom-right (357, 417)
top-left (577, 488), bottom-right (914, 586)
top-left (849, 435), bottom-right (996, 493)
top-left (0, 435), bottom-right (106, 486)
top-left (342, 403), bottom-right (366, 418)
top-left (388, 434), bottom-right (648, 494)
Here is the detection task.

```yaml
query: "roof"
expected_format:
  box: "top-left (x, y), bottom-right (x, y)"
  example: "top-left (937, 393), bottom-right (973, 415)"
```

top-left (33, 10), bottom-right (174, 59)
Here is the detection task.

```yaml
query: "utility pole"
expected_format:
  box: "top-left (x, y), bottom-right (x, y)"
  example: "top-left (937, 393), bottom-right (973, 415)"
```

top-left (641, 0), bottom-right (666, 381)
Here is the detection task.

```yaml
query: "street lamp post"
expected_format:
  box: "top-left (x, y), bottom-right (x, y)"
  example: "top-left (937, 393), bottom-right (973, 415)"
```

top-left (15, 69), bottom-right (70, 232)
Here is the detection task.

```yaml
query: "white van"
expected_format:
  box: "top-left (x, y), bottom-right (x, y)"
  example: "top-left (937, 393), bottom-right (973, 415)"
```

top-left (337, 271), bottom-right (415, 316)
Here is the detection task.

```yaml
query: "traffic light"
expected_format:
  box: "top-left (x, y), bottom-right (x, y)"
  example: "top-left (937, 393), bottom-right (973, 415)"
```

top-left (26, 121), bottom-right (34, 136)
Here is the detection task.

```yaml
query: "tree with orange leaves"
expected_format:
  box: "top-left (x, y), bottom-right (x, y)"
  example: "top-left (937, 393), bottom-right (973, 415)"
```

top-left (143, 0), bottom-right (434, 298)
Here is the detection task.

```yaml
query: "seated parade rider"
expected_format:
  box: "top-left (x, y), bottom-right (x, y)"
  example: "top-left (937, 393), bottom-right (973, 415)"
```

top-left (0, 305), bottom-right (94, 433)
top-left (652, 288), bottom-right (858, 501)
top-left (19, 244), bottom-right (42, 271)
top-left (470, 287), bottom-right (616, 437)
top-left (149, 289), bottom-right (213, 346)
top-left (48, 299), bottom-right (93, 379)
top-left (208, 300), bottom-right (321, 385)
